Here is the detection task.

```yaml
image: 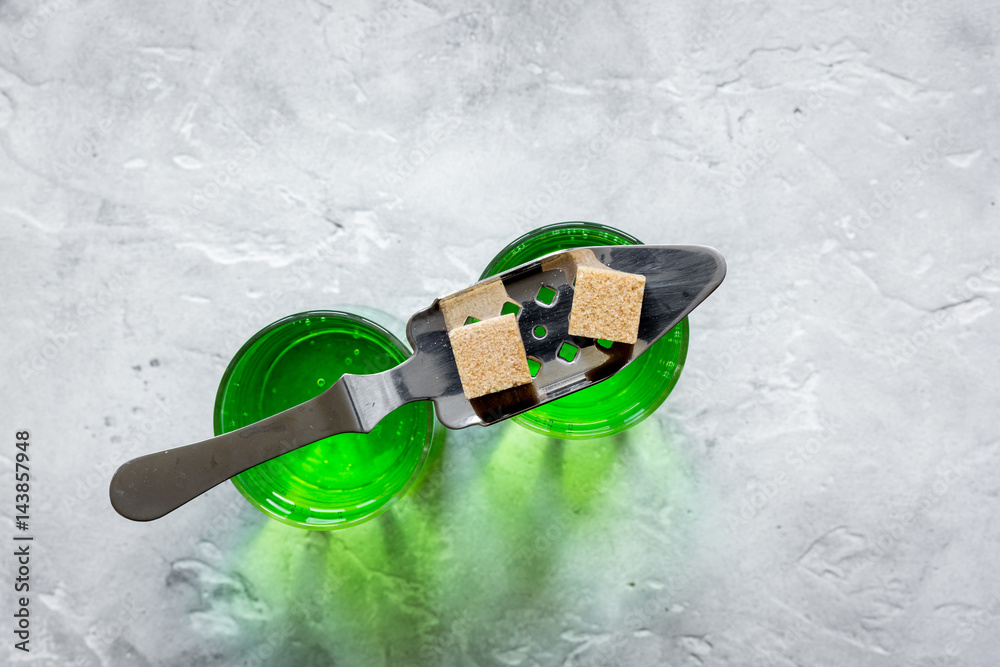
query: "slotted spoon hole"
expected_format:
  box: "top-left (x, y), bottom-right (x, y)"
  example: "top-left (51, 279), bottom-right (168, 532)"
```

top-left (532, 325), bottom-right (547, 339)
top-left (501, 301), bottom-right (521, 317)
top-left (557, 342), bottom-right (578, 363)
top-left (526, 357), bottom-right (542, 377)
top-left (536, 285), bottom-right (557, 306)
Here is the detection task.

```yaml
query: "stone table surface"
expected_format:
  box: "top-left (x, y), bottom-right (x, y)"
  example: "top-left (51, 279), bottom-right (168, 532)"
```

top-left (2, 0), bottom-right (998, 665)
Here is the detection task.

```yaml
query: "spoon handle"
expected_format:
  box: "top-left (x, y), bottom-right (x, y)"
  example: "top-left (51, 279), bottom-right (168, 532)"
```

top-left (109, 370), bottom-right (401, 522)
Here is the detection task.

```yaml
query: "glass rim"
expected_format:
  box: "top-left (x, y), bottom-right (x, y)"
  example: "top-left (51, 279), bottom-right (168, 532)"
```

top-left (213, 309), bottom-right (433, 530)
top-left (213, 309), bottom-right (412, 435)
top-left (479, 221), bottom-right (688, 439)
top-left (479, 221), bottom-right (643, 280)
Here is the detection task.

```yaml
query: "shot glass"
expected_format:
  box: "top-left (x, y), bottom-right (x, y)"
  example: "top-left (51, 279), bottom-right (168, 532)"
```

top-left (213, 310), bottom-right (435, 529)
top-left (480, 221), bottom-right (689, 439)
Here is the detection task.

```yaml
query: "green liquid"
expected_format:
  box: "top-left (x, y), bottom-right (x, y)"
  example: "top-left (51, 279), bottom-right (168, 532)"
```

top-left (214, 312), bottom-right (433, 529)
top-left (481, 222), bottom-right (689, 439)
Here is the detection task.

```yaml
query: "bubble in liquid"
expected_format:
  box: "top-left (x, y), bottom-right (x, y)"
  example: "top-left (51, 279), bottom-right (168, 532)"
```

top-left (353, 349), bottom-right (360, 355)
top-left (344, 358), bottom-right (352, 365)
top-left (317, 378), bottom-right (326, 387)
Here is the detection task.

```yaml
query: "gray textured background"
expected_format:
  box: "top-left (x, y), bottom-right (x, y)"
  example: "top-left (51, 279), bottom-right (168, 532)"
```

top-left (2, 0), bottom-right (999, 665)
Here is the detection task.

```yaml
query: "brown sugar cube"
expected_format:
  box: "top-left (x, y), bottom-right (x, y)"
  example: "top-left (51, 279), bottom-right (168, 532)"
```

top-left (567, 265), bottom-right (646, 344)
top-left (448, 313), bottom-right (533, 399)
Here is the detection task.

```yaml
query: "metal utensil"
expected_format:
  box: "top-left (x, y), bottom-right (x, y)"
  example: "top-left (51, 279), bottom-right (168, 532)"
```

top-left (110, 244), bottom-right (726, 521)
